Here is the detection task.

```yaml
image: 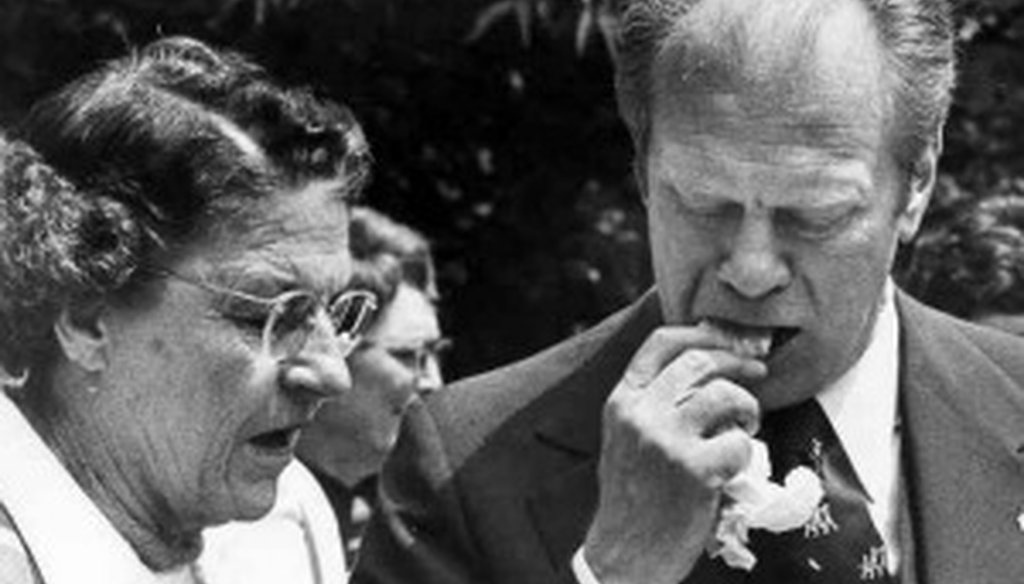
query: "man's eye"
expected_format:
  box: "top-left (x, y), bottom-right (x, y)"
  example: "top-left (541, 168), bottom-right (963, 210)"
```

top-left (679, 199), bottom-right (735, 221)
top-left (779, 207), bottom-right (856, 239)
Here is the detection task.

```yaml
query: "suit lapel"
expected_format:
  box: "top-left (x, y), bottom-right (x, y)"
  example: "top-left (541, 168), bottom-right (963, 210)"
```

top-left (897, 293), bottom-right (1024, 583)
top-left (525, 291), bottom-right (661, 570)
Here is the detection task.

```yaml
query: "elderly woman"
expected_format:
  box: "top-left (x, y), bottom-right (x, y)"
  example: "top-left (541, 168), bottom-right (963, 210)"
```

top-left (0, 37), bottom-right (376, 583)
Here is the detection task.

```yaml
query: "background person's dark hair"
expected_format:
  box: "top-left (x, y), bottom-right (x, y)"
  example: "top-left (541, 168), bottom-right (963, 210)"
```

top-left (348, 206), bottom-right (438, 309)
top-left (0, 36), bottom-right (371, 378)
top-left (614, 0), bottom-right (956, 186)
top-left (899, 193), bottom-right (1024, 319)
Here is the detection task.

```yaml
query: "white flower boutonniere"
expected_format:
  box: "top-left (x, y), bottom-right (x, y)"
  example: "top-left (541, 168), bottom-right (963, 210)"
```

top-left (707, 439), bottom-right (824, 570)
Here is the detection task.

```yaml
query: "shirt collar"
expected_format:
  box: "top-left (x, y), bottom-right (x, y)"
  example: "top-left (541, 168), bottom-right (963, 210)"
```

top-left (0, 390), bottom-right (187, 584)
top-left (815, 279), bottom-right (900, 504)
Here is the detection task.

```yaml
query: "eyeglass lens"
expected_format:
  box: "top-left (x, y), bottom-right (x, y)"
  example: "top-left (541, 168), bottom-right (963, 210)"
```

top-left (330, 292), bottom-right (377, 339)
top-left (266, 291), bottom-right (377, 358)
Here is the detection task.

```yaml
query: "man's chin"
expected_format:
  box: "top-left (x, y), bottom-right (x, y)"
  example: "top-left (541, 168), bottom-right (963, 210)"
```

top-left (747, 368), bottom-right (824, 413)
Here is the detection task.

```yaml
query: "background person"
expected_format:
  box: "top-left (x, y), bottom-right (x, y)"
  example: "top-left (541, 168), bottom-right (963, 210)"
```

top-left (347, 206), bottom-right (445, 396)
top-left (352, 0), bottom-right (1024, 583)
top-left (0, 36), bottom-right (374, 584)
top-left (298, 206), bottom-right (446, 563)
top-left (898, 193), bottom-right (1024, 336)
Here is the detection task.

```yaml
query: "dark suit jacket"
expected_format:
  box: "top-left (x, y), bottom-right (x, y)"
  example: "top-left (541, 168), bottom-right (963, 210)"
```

top-left (352, 290), bottom-right (1024, 584)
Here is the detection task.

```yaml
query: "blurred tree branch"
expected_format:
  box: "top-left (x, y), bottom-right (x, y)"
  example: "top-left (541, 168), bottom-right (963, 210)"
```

top-left (467, 0), bottom-right (616, 56)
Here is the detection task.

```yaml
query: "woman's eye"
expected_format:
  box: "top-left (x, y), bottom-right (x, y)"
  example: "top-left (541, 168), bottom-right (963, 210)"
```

top-left (219, 299), bottom-right (272, 332)
top-left (386, 348), bottom-right (420, 369)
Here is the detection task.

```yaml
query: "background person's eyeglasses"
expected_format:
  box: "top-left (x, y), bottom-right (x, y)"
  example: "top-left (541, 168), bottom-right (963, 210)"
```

top-left (363, 337), bottom-right (452, 386)
top-left (154, 269), bottom-right (378, 360)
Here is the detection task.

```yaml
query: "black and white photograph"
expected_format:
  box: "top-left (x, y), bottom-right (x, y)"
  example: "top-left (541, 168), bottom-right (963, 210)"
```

top-left (0, 1), bottom-right (1023, 582)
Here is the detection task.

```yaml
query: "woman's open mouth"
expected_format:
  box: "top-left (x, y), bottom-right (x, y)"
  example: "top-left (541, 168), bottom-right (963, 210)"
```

top-left (247, 425), bottom-right (302, 456)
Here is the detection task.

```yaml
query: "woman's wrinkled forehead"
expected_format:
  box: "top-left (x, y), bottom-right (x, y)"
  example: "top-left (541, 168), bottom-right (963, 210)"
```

top-left (203, 171), bottom-right (353, 233)
top-left (183, 180), bottom-right (354, 291)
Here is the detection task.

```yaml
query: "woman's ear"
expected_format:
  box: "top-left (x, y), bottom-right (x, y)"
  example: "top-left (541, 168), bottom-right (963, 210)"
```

top-left (897, 130), bottom-right (943, 243)
top-left (54, 301), bottom-right (109, 373)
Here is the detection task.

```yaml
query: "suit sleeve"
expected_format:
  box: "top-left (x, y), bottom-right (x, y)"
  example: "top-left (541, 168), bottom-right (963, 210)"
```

top-left (350, 397), bottom-right (487, 584)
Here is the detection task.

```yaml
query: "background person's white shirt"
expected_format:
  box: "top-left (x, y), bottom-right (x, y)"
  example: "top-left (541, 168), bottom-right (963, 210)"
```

top-left (573, 282), bottom-right (901, 582)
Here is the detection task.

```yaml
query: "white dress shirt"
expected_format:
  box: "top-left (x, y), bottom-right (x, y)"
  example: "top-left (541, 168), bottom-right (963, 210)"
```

top-left (573, 282), bottom-right (901, 582)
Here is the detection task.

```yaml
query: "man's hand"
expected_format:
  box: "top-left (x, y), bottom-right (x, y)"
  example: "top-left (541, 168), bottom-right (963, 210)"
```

top-left (581, 327), bottom-right (767, 584)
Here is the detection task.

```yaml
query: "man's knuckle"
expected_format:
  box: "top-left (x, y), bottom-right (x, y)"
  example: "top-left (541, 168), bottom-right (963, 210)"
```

top-left (608, 394), bottom-right (660, 432)
top-left (649, 327), bottom-right (674, 346)
top-left (603, 393), bottom-right (633, 422)
top-left (673, 350), bottom-right (714, 381)
top-left (707, 379), bottom-right (755, 410)
top-left (620, 369), bottom-right (649, 392)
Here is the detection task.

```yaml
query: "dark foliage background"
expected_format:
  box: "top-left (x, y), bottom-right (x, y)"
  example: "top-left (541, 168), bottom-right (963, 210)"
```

top-left (1, 0), bottom-right (1022, 378)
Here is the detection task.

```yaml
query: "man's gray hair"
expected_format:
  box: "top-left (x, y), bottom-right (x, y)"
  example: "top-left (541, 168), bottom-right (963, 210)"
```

top-left (614, 0), bottom-right (955, 185)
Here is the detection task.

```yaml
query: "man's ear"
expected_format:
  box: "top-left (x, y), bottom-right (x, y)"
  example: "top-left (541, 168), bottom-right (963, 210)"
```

top-left (897, 130), bottom-right (943, 243)
top-left (54, 300), bottom-right (109, 373)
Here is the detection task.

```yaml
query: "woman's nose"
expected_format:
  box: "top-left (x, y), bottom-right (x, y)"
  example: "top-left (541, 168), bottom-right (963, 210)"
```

top-left (278, 313), bottom-right (352, 400)
top-left (415, 354), bottom-right (443, 393)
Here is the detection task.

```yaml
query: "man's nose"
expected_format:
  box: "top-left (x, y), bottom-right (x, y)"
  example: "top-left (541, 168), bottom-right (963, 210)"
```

top-left (278, 312), bottom-right (352, 400)
top-left (717, 214), bottom-right (792, 299)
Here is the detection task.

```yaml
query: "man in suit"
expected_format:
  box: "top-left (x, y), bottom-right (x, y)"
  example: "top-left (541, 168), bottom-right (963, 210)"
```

top-left (352, 0), bottom-right (1024, 582)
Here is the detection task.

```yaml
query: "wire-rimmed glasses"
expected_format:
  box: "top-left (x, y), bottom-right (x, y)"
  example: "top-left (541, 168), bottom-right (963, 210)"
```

top-left (154, 269), bottom-right (378, 360)
top-left (360, 336), bottom-right (452, 391)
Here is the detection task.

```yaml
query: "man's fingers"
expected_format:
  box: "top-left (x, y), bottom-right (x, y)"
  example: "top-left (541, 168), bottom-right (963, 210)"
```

top-left (648, 349), bottom-right (766, 404)
top-left (621, 327), bottom-right (741, 391)
top-left (682, 378), bottom-right (761, 437)
top-left (693, 426), bottom-right (755, 487)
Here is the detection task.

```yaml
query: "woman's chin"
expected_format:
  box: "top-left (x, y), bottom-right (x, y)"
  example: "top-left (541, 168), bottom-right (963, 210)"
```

top-left (216, 478), bottom-right (280, 524)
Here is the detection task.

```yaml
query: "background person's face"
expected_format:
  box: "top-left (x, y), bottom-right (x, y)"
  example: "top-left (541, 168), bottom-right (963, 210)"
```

top-left (644, 2), bottom-right (925, 410)
top-left (369, 283), bottom-right (444, 393)
top-left (298, 283), bottom-right (442, 487)
top-left (94, 182), bottom-right (354, 531)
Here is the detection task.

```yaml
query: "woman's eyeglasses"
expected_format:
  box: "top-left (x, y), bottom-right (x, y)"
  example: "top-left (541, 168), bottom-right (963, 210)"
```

top-left (155, 269), bottom-right (378, 360)
top-left (361, 337), bottom-right (452, 391)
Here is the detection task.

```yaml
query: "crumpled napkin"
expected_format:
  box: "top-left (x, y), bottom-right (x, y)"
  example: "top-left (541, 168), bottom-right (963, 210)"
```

top-left (707, 438), bottom-right (824, 570)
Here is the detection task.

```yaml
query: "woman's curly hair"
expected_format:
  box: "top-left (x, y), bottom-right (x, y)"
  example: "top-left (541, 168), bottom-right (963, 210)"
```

top-left (0, 137), bottom-right (143, 373)
top-left (0, 36), bottom-right (371, 375)
top-left (900, 193), bottom-right (1024, 319)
